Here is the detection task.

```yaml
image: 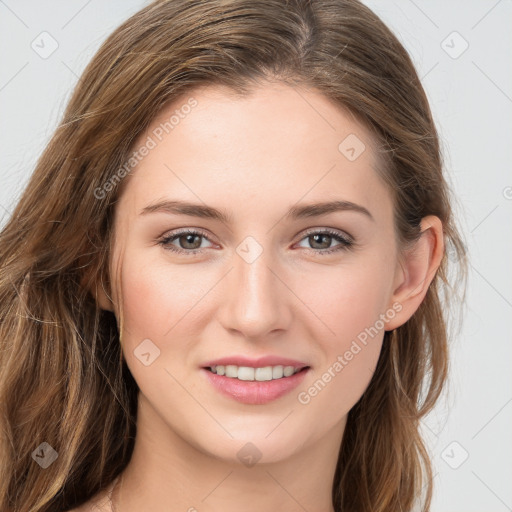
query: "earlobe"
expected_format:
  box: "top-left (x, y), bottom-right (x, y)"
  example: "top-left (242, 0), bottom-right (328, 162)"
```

top-left (94, 282), bottom-right (115, 312)
top-left (385, 215), bottom-right (444, 331)
top-left (81, 271), bottom-right (115, 312)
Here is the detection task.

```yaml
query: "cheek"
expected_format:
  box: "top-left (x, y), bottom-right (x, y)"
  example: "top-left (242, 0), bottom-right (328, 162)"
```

top-left (299, 256), bottom-right (392, 342)
top-left (118, 266), bottom-right (171, 345)
top-left (118, 253), bottom-right (209, 344)
top-left (116, 256), bottom-right (207, 406)
top-left (296, 336), bottom-right (382, 437)
top-left (296, 284), bottom-right (385, 428)
top-left (294, 258), bottom-right (390, 415)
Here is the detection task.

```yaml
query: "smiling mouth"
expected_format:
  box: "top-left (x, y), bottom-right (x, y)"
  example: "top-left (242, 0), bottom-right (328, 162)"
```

top-left (205, 364), bottom-right (309, 381)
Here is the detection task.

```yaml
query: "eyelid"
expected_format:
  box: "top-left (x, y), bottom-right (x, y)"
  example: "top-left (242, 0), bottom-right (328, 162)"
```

top-left (299, 226), bottom-right (354, 243)
top-left (163, 227), bottom-right (213, 239)
top-left (158, 227), bottom-right (216, 247)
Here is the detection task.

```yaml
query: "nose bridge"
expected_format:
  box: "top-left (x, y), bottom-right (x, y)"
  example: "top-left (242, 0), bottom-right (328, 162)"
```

top-left (221, 235), bottom-right (290, 336)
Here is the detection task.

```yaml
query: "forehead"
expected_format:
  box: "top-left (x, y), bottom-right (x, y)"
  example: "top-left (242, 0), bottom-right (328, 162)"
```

top-left (117, 82), bottom-right (392, 225)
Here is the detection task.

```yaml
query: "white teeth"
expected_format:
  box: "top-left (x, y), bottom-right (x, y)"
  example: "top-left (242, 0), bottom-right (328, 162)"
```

top-left (272, 365), bottom-right (284, 379)
top-left (209, 364), bottom-right (304, 381)
top-left (254, 366), bottom-right (273, 381)
top-left (283, 366), bottom-right (295, 377)
top-left (225, 365), bottom-right (238, 378)
top-left (238, 367), bottom-right (255, 381)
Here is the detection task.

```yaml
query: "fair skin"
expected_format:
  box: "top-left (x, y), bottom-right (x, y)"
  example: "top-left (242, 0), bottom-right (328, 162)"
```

top-left (75, 82), bottom-right (443, 511)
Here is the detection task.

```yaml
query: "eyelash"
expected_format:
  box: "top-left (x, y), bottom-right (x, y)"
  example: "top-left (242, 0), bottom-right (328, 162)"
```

top-left (158, 228), bottom-right (354, 256)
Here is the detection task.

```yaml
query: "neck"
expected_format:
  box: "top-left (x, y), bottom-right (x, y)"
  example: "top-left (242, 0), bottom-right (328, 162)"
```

top-left (114, 393), bottom-right (342, 512)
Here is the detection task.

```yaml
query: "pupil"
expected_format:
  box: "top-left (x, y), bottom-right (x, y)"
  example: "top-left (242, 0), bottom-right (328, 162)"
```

top-left (182, 234), bottom-right (200, 249)
top-left (312, 234), bottom-right (330, 249)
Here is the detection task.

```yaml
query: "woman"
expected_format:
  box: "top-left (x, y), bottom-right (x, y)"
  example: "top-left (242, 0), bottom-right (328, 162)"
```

top-left (0, 0), bottom-right (467, 511)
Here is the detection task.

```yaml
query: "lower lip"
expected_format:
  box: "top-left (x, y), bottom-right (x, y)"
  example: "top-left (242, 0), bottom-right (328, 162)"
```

top-left (201, 367), bottom-right (310, 405)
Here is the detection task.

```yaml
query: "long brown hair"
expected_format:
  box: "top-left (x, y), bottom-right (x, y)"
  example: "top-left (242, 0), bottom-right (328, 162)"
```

top-left (0, 1), bottom-right (468, 510)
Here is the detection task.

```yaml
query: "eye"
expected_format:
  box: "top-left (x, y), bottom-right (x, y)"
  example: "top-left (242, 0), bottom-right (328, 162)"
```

top-left (158, 228), bottom-right (214, 254)
top-left (295, 228), bottom-right (354, 256)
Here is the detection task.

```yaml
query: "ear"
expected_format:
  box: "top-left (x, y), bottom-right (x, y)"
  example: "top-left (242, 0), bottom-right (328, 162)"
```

top-left (93, 281), bottom-right (115, 312)
top-left (80, 270), bottom-right (115, 312)
top-left (385, 215), bottom-right (444, 331)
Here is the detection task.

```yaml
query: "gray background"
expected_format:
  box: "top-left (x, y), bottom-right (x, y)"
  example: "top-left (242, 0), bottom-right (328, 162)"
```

top-left (0, 1), bottom-right (511, 510)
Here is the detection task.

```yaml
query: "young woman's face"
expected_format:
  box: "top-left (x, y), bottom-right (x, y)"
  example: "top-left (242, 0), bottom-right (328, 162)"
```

top-left (109, 82), bottom-right (407, 464)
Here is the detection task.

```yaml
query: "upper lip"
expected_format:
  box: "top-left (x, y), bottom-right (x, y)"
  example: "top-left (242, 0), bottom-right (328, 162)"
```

top-left (201, 355), bottom-right (310, 369)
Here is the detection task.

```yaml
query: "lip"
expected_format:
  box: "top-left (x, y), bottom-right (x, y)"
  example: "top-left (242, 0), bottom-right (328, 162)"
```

top-left (200, 367), bottom-right (310, 405)
top-left (201, 355), bottom-right (309, 369)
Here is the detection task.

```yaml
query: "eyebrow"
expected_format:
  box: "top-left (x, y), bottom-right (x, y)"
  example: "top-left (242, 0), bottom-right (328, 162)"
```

top-left (139, 199), bottom-right (374, 223)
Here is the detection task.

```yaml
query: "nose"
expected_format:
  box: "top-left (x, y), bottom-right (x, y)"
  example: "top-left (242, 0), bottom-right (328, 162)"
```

top-left (217, 243), bottom-right (293, 339)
